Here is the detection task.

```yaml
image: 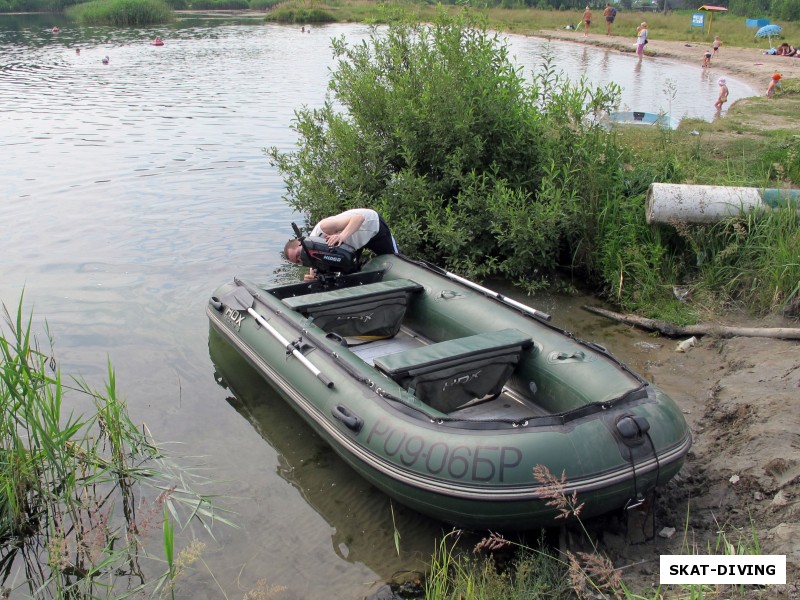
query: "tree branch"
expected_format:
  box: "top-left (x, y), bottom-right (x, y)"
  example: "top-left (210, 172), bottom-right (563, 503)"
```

top-left (582, 306), bottom-right (800, 340)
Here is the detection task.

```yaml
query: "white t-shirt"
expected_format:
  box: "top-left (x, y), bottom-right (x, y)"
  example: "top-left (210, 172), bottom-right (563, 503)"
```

top-left (637, 28), bottom-right (648, 44)
top-left (310, 208), bottom-right (380, 249)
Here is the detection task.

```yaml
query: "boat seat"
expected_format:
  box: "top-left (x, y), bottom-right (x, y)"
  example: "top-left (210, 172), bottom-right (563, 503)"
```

top-left (281, 279), bottom-right (423, 338)
top-left (373, 328), bottom-right (534, 413)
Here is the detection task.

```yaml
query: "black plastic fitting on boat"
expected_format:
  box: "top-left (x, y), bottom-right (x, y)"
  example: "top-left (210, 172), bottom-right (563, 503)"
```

top-left (616, 414), bottom-right (651, 443)
top-left (332, 404), bottom-right (363, 433)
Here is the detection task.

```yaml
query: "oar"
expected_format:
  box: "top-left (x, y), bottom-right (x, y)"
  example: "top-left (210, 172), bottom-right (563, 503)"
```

top-left (217, 285), bottom-right (334, 388)
top-left (419, 260), bottom-right (552, 322)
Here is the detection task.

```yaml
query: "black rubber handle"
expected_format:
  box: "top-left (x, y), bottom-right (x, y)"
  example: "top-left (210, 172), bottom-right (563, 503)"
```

top-left (332, 404), bottom-right (363, 433)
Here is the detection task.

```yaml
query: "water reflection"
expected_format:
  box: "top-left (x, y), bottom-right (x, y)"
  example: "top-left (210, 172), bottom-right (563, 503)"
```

top-left (209, 328), bottom-right (439, 589)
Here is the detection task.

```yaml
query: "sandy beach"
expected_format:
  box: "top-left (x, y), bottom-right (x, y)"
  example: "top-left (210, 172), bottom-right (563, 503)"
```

top-left (539, 28), bottom-right (800, 94)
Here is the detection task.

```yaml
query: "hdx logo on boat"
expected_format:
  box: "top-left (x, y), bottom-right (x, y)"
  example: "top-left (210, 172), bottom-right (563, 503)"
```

top-left (336, 312), bottom-right (373, 323)
top-left (442, 370), bottom-right (482, 391)
top-left (224, 307), bottom-right (245, 330)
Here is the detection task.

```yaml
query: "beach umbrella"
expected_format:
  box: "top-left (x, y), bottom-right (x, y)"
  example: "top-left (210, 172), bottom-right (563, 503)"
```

top-left (755, 24), bottom-right (782, 47)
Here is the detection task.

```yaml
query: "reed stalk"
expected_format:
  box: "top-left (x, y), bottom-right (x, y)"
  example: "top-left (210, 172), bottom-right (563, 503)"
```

top-left (1, 297), bottom-right (233, 598)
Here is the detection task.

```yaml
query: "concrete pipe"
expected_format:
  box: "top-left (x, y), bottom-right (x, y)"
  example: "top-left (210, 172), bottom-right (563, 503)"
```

top-left (645, 183), bottom-right (800, 224)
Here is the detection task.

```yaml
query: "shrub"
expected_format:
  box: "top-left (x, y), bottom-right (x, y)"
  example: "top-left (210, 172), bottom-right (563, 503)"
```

top-left (190, 0), bottom-right (249, 9)
top-left (727, 0), bottom-right (770, 17)
top-left (771, 0), bottom-right (800, 21)
top-left (264, 7), bottom-right (337, 23)
top-left (268, 11), bottom-right (622, 288)
top-left (250, 0), bottom-right (282, 10)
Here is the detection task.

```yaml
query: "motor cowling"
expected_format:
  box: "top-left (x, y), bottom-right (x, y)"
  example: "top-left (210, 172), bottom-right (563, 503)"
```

top-left (299, 236), bottom-right (360, 275)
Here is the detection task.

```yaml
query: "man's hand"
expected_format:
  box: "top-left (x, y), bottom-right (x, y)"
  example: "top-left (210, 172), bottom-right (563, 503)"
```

top-left (325, 233), bottom-right (346, 247)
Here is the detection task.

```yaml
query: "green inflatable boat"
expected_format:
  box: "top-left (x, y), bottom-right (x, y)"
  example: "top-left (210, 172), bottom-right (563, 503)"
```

top-left (207, 251), bottom-right (691, 530)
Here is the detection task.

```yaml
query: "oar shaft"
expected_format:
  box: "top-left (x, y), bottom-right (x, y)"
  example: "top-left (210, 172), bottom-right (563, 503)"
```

top-left (441, 270), bottom-right (552, 322)
top-left (244, 306), bottom-right (334, 388)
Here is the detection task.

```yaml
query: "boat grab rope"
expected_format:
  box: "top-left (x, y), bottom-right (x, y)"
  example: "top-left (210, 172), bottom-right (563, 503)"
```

top-left (374, 386), bottom-right (648, 429)
top-left (624, 428), bottom-right (661, 540)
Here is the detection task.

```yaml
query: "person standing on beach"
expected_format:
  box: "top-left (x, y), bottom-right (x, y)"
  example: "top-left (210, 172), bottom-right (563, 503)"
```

top-left (583, 6), bottom-right (592, 37)
top-left (636, 22), bottom-right (648, 59)
top-left (713, 35), bottom-right (721, 56)
top-left (714, 78), bottom-right (728, 112)
top-left (603, 3), bottom-right (617, 36)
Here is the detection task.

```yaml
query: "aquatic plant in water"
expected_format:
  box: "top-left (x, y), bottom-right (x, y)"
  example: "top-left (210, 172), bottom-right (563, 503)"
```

top-left (0, 297), bottom-right (232, 598)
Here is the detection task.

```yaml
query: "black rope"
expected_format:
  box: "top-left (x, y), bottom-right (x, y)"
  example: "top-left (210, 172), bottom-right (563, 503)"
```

top-left (645, 431), bottom-right (661, 540)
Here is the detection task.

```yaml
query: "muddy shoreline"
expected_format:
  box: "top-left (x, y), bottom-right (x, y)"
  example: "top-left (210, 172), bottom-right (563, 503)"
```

top-left (578, 313), bottom-right (800, 596)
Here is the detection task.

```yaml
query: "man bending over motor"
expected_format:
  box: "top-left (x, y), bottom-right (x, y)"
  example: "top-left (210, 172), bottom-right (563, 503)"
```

top-left (284, 208), bottom-right (398, 280)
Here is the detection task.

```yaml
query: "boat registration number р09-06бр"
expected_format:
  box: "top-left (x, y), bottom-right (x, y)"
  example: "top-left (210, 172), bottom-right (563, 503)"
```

top-left (366, 418), bottom-right (522, 482)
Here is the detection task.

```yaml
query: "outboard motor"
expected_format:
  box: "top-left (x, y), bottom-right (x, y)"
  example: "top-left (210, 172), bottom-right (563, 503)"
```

top-left (298, 236), bottom-right (360, 275)
top-left (292, 223), bottom-right (360, 288)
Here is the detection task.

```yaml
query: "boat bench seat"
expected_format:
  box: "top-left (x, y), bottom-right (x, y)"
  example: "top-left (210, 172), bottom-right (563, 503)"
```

top-left (281, 279), bottom-right (423, 338)
top-left (374, 328), bottom-right (534, 413)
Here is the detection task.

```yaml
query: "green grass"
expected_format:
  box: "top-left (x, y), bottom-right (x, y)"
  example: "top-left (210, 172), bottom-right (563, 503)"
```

top-left (423, 469), bottom-right (766, 600)
top-left (425, 531), bottom-right (570, 599)
top-left (251, 1), bottom-right (799, 47)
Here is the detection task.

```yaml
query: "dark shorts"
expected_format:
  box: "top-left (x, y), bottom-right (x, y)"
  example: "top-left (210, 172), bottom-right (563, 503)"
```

top-left (606, 16), bottom-right (614, 22)
top-left (364, 216), bottom-right (399, 255)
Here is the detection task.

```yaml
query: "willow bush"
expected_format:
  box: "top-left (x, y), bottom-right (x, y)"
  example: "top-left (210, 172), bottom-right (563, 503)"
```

top-left (264, 7), bottom-right (336, 23)
top-left (267, 8), bottom-right (798, 316)
top-left (268, 10), bottom-right (625, 291)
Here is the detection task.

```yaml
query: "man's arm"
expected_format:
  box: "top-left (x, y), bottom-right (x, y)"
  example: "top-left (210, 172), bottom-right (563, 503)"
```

top-left (317, 212), bottom-right (365, 246)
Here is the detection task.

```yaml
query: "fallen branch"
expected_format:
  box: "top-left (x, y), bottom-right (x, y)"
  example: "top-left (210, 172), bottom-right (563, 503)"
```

top-left (582, 306), bottom-right (800, 340)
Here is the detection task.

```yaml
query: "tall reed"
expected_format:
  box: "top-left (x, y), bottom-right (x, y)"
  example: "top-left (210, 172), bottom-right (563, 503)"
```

top-left (66, 0), bottom-right (173, 26)
top-left (0, 298), bottom-right (231, 598)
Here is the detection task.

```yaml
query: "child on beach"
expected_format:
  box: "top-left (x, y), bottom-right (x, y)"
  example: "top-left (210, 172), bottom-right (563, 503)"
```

top-left (713, 36), bottom-right (721, 56)
top-left (703, 49), bottom-right (712, 67)
top-left (766, 73), bottom-right (781, 98)
top-left (714, 78), bottom-right (728, 111)
top-left (636, 22), bottom-right (648, 58)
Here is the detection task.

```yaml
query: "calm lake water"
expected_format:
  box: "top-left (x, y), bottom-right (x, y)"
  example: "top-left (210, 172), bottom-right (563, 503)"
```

top-left (1, 13), bottom-right (741, 598)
